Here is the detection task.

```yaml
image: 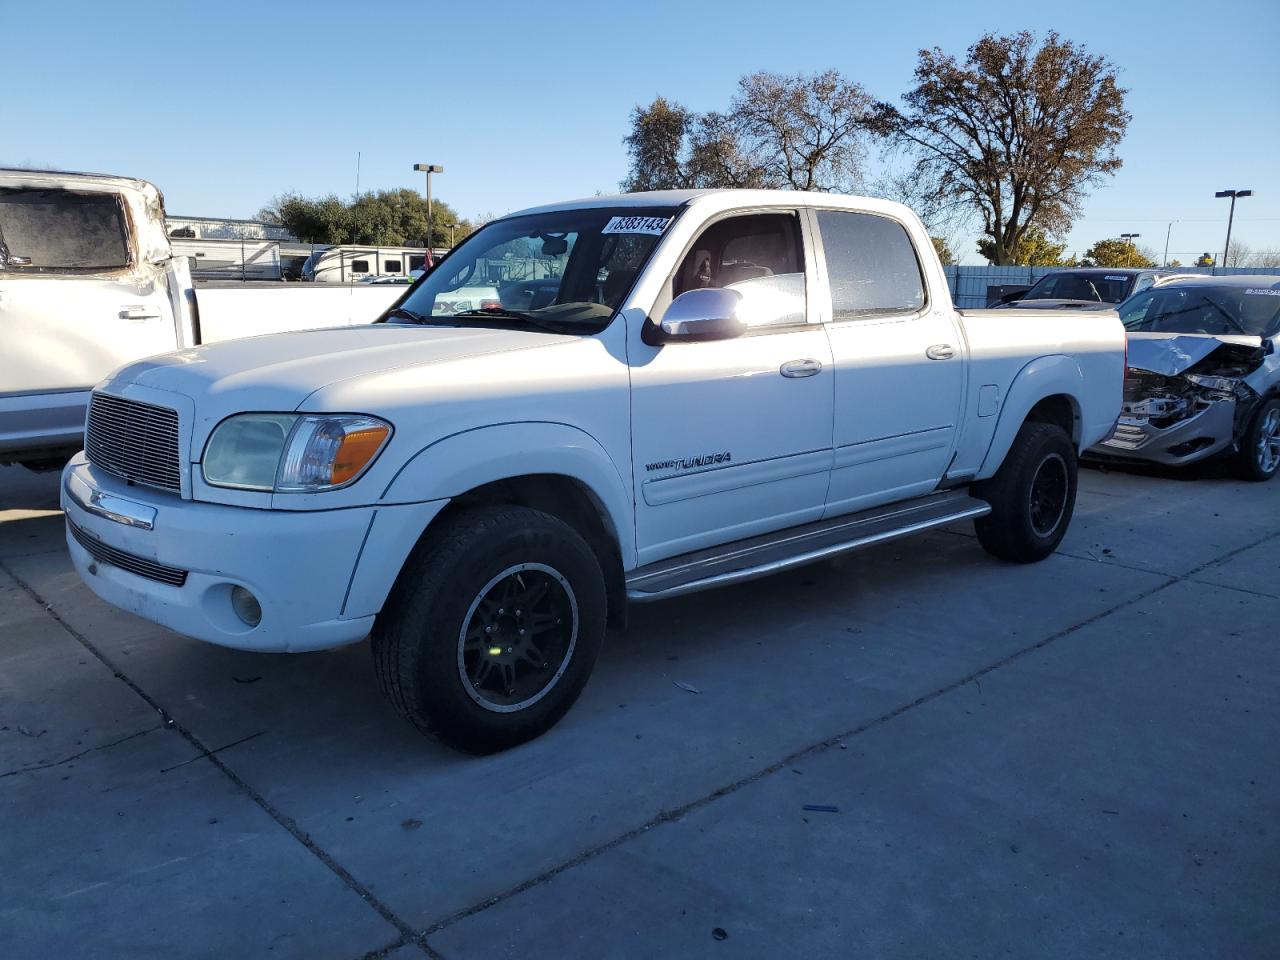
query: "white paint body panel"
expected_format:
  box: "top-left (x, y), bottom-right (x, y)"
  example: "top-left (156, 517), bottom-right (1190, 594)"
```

top-left (61, 189), bottom-right (1125, 652)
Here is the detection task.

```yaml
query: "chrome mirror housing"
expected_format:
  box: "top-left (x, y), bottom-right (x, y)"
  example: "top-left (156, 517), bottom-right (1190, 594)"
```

top-left (651, 288), bottom-right (747, 343)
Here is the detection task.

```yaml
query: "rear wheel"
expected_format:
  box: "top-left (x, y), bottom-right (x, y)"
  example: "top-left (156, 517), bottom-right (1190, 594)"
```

top-left (973, 421), bottom-right (1077, 563)
top-left (372, 506), bottom-right (607, 753)
top-left (1234, 398), bottom-right (1280, 482)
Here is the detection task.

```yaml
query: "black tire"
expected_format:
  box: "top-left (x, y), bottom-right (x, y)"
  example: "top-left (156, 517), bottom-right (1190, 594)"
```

top-left (372, 505), bottom-right (607, 754)
top-left (1233, 397), bottom-right (1280, 482)
top-left (972, 421), bottom-right (1077, 563)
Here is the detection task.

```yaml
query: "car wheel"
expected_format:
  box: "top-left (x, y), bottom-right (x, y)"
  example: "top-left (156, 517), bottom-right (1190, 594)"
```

top-left (372, 505), bottom-right (606, 754)
top-left (973, 421), bottom-right (1077, 563)
top-left (1235, 397), bottom-right (1280, 482)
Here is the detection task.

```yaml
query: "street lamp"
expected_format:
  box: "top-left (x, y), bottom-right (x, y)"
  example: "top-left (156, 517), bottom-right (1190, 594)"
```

top-left (413, 163), bottom-right (444, 251)
top-left (445, 222), bottom-right (457, 247)
top-left (1162, 221), bottom-right (1178, 267)
top-left (1120, 233), bottom-right (1141, 268)
top-left (1215, 189), bottom-right (1252, 269)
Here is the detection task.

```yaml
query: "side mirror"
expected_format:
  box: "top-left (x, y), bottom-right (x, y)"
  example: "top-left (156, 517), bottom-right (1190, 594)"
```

top-left (648, 288), bottom-right (747, 344)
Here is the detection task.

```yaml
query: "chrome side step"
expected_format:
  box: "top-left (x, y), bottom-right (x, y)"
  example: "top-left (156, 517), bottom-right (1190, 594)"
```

top-left (625, 490), bottom-right (990, 603)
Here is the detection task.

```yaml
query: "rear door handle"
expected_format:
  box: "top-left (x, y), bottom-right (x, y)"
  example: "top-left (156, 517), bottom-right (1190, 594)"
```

top-left (926, 344), bottom-right (955, 360)
top-left (120, 305), bottom-right (162, 320)
top-left (780, 358), bottom-right (822, 378)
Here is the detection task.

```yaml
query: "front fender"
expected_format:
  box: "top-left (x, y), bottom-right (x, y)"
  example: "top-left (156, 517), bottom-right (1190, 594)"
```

top-left (379, 421), bottom-right (636, 567)
top-left (976, 355), bottom-right (1085, 479)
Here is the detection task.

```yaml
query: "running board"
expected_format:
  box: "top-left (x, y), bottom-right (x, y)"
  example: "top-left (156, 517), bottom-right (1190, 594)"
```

top-left (625, 490), bottom-right (990, 603)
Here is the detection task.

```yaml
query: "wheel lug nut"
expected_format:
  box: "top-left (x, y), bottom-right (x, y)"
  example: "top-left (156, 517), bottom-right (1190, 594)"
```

top-left (485, 625), bottom-right (494, 634)
top-left (518, 628), bottom-right (525, 636)
top-left (498, 608), bottom-right (504, 615)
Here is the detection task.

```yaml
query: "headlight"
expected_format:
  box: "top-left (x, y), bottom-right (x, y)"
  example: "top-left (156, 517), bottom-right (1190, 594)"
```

top-left (202, 414), bottom-right (391, 492)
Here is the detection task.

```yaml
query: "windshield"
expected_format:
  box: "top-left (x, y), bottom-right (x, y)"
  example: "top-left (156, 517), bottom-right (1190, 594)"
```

top-left (388, 206), bottom-right (678, 332)
top-left (1023, 272), bottom-right (1133, 303)
top-left (1120, 285), bottom-right (1280, 338)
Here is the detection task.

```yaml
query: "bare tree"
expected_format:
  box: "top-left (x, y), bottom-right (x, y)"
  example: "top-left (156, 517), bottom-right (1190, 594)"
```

top-left (874, 32), bottom-right (1130, 265)
top-left (620, 71), bottom-right (872, 193)
top-left (1225, 239), bottom-right (1252, 267)
top-left (729, 70), bottom-right (873, 192)
top-left (1248, 249), bottom-right (1280, 268)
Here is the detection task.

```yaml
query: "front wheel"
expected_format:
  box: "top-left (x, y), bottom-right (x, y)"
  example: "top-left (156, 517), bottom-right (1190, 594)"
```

top-left (1234, 397), bottom-right (1280, 482)
top-left (372, 506), bottom-right (607, 753)
top-left (972, 421), bottom-right (1077, 563)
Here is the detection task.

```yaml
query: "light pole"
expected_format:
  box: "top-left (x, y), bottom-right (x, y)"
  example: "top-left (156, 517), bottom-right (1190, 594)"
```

top-left (1162, 221), bottom-right (1177, 267)
top-left (446, 222), bottom-right (457, 247)
top-left (1120, 233), bottom-right (1141, 268)
top-left (413, 163), bottom-right (444, 251)
top-left (1215, 188), bottom-right (1252, 269)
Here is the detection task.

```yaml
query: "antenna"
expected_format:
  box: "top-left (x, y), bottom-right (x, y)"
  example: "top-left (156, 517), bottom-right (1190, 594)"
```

top-left (354, 151), bottom-right (361, 200)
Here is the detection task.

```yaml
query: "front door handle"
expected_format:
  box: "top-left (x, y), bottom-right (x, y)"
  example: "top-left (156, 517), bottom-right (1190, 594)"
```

top-left (926, 344), bottom-right (955, 360)
top-left (120, 305), bottom-right (162, 320)
top-left (780, 358), bottom-right (822, 378)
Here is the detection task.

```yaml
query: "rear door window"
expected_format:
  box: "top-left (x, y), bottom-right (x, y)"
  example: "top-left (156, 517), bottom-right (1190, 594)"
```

top-left (0, 188), bottom-right (130, 272)
top-left (816, 211), bottom-right (924, 320)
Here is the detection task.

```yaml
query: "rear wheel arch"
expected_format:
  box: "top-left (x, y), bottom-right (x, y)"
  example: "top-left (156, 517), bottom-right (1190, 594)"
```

top-left (1025, 393), bottom-right (1082, 448)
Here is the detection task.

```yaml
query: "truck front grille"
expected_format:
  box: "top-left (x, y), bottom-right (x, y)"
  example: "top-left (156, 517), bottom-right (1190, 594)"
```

top-left (85, 393), bottom-right (182, 492)
top-left (68, 520), bottom-right (188, 587)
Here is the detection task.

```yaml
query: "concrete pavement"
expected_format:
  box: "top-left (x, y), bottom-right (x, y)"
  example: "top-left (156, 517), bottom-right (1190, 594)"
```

top-left (1, 462), bottom-right (1275, 958)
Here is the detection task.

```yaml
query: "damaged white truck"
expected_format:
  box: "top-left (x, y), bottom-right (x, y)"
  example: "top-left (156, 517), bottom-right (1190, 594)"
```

top-left (0, 169), bottom-right (398, 472)
top-left (1091, 275), bottom-right (1280, 480)
top-left (0, 170), bottom-right (197, 470)
top-left (61, 190), bottom-right (1125, 752)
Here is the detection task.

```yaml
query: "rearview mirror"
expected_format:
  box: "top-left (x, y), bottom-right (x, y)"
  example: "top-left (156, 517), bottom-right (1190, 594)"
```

top-left (649, 288), bottom-right (746, 344)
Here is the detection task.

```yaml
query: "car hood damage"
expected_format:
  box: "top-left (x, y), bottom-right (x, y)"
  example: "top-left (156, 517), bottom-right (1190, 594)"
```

top-left (1125, 333), bottom-right (1265, 377)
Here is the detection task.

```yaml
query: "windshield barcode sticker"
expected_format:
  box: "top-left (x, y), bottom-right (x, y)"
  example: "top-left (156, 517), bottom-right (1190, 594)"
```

top-left (1245, 288), bottom-right (1280, 296)
top-left (602, 215), bottom-right (671, 236)
top-left (1104, 275), bottom-right (1128, 281)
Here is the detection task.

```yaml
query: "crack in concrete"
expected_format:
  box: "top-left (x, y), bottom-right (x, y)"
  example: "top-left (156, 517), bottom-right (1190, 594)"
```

top-left (414, 527), bottom-right (1280, 940)
top-left (5, 526), bottom-right (1277, 958)
top-left (0, 557), bottom-right (434, 959)
top-left (0, 725), bottom-right (159, 779)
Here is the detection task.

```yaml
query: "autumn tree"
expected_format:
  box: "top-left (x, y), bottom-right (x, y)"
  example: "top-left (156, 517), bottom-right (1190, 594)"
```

top-left (874, 31), bottom-right (1130, 265)
top-left (1080, 238), bottom-right (1155, 268)
top-left (976, 226), bottom-right (1072, 266)
top-left (621, 71), bottom-right (873, 192)
top-left (931, 236), bottom-right (956, 266)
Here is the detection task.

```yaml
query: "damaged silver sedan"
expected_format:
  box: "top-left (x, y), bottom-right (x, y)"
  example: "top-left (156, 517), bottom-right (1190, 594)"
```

top-left (1090, 276), bottom-right (1280, 481)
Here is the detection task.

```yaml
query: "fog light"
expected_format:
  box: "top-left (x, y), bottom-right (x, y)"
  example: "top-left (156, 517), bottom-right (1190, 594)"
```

top-left (231, 586), bottom-right (262, 627)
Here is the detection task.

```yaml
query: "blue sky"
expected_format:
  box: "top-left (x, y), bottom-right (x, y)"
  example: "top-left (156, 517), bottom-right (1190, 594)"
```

top-left (4, 0), bottom-right (1277, 264)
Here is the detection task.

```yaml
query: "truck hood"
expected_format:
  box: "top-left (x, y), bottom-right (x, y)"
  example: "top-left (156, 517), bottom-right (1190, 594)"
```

top-left (1125, 332), bottom-right (1265, 377)
top-left (103, 323), bottom-right (576, 413)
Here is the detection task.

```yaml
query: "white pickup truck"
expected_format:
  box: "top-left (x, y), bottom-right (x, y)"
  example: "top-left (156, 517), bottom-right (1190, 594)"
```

top-left (61, 190), bottom-right (1125, 752)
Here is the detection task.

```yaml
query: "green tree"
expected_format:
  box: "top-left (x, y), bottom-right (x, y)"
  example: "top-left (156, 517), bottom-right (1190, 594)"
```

top-left (259, 190), bottom-right (468, 247)
top-left (1080, 238), bottom-right (1156, 268)
top-left (931, 236), bottom-right (956, 266)
top-left (976, 227), bottom-right (1071, 266)
top-left (874, 31), bottom-right (1130, 265)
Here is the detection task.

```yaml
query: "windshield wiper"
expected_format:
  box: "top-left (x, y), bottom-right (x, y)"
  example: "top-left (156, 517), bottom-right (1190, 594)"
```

top-left (451, 308), bottom-right (572, 334)
top-left (382, 306), bottom-right (431, 324)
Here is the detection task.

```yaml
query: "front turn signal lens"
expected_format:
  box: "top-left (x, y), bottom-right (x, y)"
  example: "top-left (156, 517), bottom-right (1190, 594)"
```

top-left (275, 415), bottom-right (392, 492)
top-left (330, 425), bottom-right (392, 485)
